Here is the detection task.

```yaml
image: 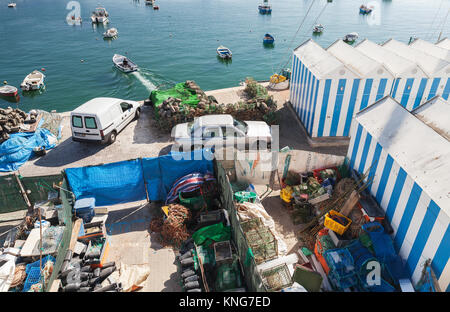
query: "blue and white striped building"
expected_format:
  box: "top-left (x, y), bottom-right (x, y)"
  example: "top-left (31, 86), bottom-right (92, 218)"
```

top-left (327, 40), bottom-right (395, 124)
top-left (355, 39), bottom-right (431, 111)
top-left (347, 95), bottom-right (450, 292)
top-left (290, 39), bottom-right (361, 138)
top-left (382, 39), bottom-right (450, 103)
top-left (289, 38), bottom-right (450, 138)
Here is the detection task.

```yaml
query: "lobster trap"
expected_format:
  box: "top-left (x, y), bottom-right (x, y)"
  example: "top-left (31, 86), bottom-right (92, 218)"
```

top-left (260, 263), bottom-right (293, 292)
top-left (243, 222), bottom-right (278, 264)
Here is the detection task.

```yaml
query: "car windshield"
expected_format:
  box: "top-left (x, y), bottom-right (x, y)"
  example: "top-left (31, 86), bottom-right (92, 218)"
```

top-left (233, 119), bottom-right (247, 133)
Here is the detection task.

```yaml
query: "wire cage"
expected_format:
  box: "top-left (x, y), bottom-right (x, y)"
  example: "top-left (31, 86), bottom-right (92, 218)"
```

top-left (261, 263), bottom-right (293, 292)
top-left (240, 217), bottom-right (262, 232)
top-left (244, 225), bottom-right (278, 264)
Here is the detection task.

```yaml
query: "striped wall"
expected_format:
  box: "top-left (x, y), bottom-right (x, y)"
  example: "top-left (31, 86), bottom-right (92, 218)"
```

top-left (289, 54), bottom-right (450, 138)
top-left (347, 122), bottom-right (450, 291)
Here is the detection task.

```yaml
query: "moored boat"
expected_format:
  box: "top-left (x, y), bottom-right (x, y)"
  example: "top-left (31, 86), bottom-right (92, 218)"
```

top-left (217, 46), bottom-right (232, 59)
top-left (313, 24), bottom-right (324, 33)
top-left (20, 70), bottom-right (45, 91)
top-left (258, 0), bottom-right (272, 14)
top-left (359, 4), bottom-right (372, 14)
top-left (153, 5), bottom-right (159, 10)
top-left (103, 28), bottom-right (118, 38)
top-left (8, 3), bottom-right (16, 8)
top-left (145, 0), bottom-right (154, 5)
top-left (112, 54), bottom-right (138, 73)
top-left (0, 85), bottom-right (18, 97)
top-left (263, 33), bottom-right (274, 44)
top-left (91, 7), bottom-right (109, 24)
top-left (343, 32), bottom-right (359, 44)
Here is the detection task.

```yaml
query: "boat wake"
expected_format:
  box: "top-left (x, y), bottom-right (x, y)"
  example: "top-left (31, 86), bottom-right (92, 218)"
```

top-left (132, 71), bottom-right (157, 92)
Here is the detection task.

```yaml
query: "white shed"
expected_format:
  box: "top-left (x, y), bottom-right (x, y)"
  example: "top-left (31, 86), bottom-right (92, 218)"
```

top-left (290, 39), bottom-right (361, 138)
top-left (347, 95), bottom-right (450, 291)
top-left (382, 39), bottom-right (450, 102)
top-left (355, 39), bottom-right (431, 110)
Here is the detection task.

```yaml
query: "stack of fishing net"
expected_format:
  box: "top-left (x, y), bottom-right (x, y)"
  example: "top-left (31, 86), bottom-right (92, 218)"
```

top-left (150, 204), bottom-right (192, 248)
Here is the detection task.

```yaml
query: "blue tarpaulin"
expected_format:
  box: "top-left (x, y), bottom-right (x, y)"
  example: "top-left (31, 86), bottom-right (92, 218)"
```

top-left (142, 149), bottom-right (214, 201)
top-left (65, 159), bottom-right (147, 206)
top-left (0, 128), bottom-right (57, 172)
top-left (65, 149), bottom-right (214, 206)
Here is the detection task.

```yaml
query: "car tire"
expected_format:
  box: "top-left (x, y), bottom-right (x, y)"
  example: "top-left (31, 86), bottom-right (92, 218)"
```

top-left (108, 131), bottom-right (117, 144)
top-left (134, 108), bottom-right (141, 120)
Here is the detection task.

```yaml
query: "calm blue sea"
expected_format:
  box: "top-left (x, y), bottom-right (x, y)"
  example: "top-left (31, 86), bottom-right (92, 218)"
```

top-left (0, 0), bottom-right (448, 111)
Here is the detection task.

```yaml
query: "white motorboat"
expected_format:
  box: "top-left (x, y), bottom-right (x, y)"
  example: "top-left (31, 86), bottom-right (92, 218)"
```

top-left (217, 46), bottom-right (232, 59)
top-left (91, 7), bottom-right (109, 24)
top-left (112, 54), bottom-right (138, 73)
top-left (103, 28), bottom-right (118, 38)
top-left (145, 0), bottom-right (155, 5)
top-left (20, 70), bottom-right (45, 91)
top-left (313, 24), bottom-right (324, 33)
top-left (8, 3), bottom-right (16, 8)
top-left (343, 32), bottom-right (359, 43)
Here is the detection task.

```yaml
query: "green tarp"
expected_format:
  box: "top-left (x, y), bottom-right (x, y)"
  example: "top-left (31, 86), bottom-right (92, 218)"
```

top-left (192, 222), bottom-right (231, 246)
top-left (150, 82), bottom-right (200, 108)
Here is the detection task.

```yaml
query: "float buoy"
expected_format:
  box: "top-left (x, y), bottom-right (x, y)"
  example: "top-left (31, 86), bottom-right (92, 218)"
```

top-left (3, 81), bottom-right (7, 85)
top-left (41, 68), bottom-right (46, 71)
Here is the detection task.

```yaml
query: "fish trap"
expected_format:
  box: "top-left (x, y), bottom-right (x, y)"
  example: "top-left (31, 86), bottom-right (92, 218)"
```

top-left (261, 263), bottom-right (293, 292)
top-left (244, 225), bottom-right (278, 264)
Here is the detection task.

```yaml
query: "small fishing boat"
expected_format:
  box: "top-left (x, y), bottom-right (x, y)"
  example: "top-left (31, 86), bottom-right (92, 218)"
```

top-left (91, 7), bottom-right (109, 24)
top-left (0, 85), bottom-right (18, 97)
top-left (153, 5), bottom-right (159, 10)
top-left (217, 46), bottom-right (232, 59)
top-left (8, 3), bottom-right (16, 8)
top-left (258, 0), bottom-right (272, 14)
top-left (263, 33), bottom-right (274, 44)
top-left (145, 0), bottom-right (154, 5)
top-left (343, 32), bottom-right (359, 44)
top-left (313, 24), bottom-right (324, 33)
top-left (20, 70), bottom-right (45, 91)
top-left (112, 54), bottom-right (138, 73)
top-left (359, 4), bottom-right (372, 14)
top-left (103, 28), bottom-right (118, 38)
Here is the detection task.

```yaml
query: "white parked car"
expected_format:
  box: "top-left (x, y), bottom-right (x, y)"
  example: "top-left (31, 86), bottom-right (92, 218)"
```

top-left (71, 97), bottom-right (142, 144)
top-left (172, 114), bottom-right (272, 150)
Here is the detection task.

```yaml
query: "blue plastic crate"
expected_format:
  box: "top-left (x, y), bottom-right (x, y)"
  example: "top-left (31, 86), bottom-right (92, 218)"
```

top-left (25, 255), bottom-right (55, 274)
top-left (22, 267), bottom-right (42, 292)
top-left (324, 248), bottom-right (355, 278)
top-left (329, 270), bottom-right (359, 290)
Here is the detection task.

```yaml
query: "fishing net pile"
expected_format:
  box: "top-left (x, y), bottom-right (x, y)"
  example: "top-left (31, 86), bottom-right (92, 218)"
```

top-left (150, 204), bottom-right (192, 247)
top-left (150, 78), bottom-right (278, 131)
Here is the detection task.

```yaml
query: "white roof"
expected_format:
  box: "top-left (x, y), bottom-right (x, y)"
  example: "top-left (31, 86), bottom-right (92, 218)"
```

top-left (382, 39), bottom-right (450, 77)
top-left (436, 37), bottom-right (450, 50)
top-left (327, 40), bottom-right (394, 78)
top-left (196, 114), bottom-right (233, 127)
top-left (355, 39), bottom-right (429, 78)
top-left (410, 38), bottom-right (450, 62)
top-left (412, 96), bottom-right (450, 141)
top-left (294, 39), bottom-right (360, 79)
top-left (72, 97), bottom-right (122, 115)
top-left (356, 96), bottom-right (450, 216)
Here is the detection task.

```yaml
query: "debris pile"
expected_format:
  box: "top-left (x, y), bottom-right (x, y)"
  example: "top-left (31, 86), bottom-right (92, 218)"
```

top-left (0, 107), bottom-right (33, 143)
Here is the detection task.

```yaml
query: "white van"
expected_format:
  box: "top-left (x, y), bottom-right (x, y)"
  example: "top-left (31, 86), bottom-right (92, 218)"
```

top-left (70, 97), bottom-right (142, 144)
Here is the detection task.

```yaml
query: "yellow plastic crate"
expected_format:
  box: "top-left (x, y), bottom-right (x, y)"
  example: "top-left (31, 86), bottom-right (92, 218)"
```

top-left (324, 210), bottom-right (352, 235)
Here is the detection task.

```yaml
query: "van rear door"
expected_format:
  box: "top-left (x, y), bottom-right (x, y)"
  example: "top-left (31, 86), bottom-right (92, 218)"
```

top-left (71, 114), bottom-right (102, 141)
